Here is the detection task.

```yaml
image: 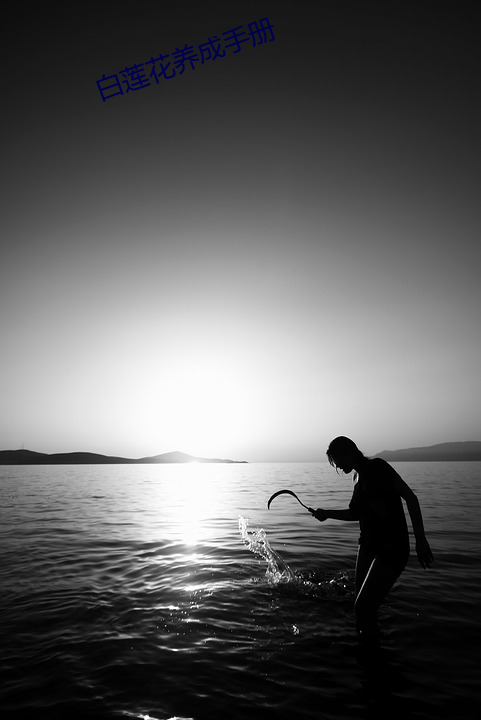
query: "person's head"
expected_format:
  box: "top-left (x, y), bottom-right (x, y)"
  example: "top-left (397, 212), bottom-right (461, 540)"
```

top-left (326, 436), bottom-right (365, 473)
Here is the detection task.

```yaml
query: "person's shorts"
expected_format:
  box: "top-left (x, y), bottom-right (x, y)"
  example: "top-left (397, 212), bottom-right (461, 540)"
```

top-left (362, 542), bottom-right (410, 577)
top-left (377, 543), bottom-right (410, 576)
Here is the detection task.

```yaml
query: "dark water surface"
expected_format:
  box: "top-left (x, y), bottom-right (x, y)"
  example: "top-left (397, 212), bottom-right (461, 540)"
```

top-left (1, 462), bottom-right (480, 719)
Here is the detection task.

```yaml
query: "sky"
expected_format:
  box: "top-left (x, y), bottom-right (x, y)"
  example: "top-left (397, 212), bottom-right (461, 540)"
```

top-left (2, 2), bottom-right (480, 462)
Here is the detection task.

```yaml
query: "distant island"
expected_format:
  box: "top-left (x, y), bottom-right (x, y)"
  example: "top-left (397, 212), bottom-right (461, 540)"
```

top-left (0, 449), bottom-right (248, 465)
top-left (374, 441), bottom-right (481, 462)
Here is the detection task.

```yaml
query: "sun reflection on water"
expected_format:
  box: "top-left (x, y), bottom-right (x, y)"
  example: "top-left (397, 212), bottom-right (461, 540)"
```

top-left (162, 462), bottom-right (220, 547)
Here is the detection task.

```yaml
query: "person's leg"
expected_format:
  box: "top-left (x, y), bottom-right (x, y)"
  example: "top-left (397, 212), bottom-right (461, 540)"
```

top-left (354, 556), bottom-right (402, 643)
top-left (355, 546), bottom-right (376, 596)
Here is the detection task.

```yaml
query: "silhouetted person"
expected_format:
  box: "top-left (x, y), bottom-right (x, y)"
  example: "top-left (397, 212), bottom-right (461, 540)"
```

top-left (312, 436), bottom-right (434, 645)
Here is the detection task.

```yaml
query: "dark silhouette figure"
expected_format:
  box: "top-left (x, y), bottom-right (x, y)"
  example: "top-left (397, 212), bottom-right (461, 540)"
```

top-left (312, 436), bottom-right (434, 645)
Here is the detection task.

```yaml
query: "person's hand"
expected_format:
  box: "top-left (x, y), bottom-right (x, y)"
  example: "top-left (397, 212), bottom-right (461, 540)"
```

top-left (416, 537), bottom-right (434, 568)
top-left (310, 508), bottom-right (328, 522)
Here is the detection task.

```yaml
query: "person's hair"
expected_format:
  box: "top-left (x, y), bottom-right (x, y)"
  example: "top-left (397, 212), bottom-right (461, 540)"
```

top-left (326, 436), bottom-right (365, 472)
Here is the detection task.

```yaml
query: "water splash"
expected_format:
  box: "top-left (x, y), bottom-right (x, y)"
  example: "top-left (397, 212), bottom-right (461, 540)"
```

top-left (238, 516), bottom-right (299, 587)
top-left (239, 516), bottom-right (354, 599)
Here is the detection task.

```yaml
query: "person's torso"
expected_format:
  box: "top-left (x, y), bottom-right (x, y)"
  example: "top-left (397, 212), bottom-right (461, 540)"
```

top-left (351, 459), bottom-right (409, 552)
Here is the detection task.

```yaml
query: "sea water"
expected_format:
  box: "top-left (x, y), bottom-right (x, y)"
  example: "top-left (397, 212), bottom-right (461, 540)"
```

top-left (1, 461), bottom-right (480, 719)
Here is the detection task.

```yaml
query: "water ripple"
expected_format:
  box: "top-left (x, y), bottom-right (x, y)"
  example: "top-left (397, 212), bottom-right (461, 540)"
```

top-left (1, 462), bottom-right (480, 719)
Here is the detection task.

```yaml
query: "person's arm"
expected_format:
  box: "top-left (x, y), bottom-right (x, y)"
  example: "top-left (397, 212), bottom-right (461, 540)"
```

top-left (311, 508), bottom-right (357, 521)
top-left (390, 471), bottom-right (434, 568)
top-left (405, 492), bottom-right (434, 568)
top-left (313, 472), bottom-right (361, 522)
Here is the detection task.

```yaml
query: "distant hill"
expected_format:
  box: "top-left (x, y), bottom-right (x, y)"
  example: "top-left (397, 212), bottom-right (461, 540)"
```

top-left (0, 449), bottom-right (247, 465)
top-left (374, 441), bottom-right (481, 462)
top-left (137, 450), bottom-right (246, 464)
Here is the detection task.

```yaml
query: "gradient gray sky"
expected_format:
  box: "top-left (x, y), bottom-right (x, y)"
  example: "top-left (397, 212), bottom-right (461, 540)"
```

top-left (2, 2), bottom-right (480, 461)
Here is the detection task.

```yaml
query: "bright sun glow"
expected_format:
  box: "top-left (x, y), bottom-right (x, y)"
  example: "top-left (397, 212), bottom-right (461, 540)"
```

top-left (138, 354), bottom-right (257, 458)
